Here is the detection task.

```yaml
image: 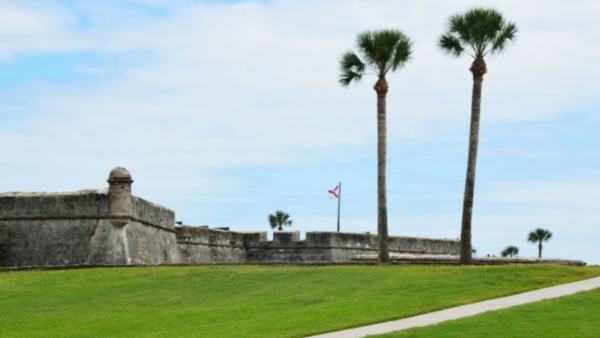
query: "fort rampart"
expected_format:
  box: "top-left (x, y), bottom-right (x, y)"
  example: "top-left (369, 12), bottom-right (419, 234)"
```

top-left (0, 167), bottom-right (459, 268)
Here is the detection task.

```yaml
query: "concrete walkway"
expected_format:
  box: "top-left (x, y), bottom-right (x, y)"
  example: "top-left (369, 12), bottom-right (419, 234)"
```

top-left (306, 276), bottom-right (600, 338)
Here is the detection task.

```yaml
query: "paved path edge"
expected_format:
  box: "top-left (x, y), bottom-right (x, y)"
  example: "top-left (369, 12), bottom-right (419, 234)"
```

top-left (306, 276), bottom-right (600, 338)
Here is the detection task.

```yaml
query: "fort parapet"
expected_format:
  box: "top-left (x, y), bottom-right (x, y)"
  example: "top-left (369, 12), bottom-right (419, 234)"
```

top-left (0, 168), bottom-right (180, 267)
top-left (245, 231), bottom-right (460, 262)
top-left (0, 168), bottom-right (460, 268)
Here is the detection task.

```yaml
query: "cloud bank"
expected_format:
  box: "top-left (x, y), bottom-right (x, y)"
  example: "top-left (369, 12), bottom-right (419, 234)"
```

top-left (0, 0), bottom-right (598, 263)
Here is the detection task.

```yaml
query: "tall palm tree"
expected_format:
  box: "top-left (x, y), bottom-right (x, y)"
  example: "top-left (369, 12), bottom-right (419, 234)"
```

top-left (438, 8), bottom-right (517, 265)
top-left (501, 245), bottom-right (519, 257)
top-left (268, 210), bottom-right (293, 231)
top-left (528, 228), bottom-right (552, 258)
top-left (340, 29), bottom-right (413, 264)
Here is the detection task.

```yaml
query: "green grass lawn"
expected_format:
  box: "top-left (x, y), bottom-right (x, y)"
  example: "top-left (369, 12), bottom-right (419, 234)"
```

top-left (371, 286), bottom-right (600, 338)
top-left (0, 265), bottom-right (599, 338)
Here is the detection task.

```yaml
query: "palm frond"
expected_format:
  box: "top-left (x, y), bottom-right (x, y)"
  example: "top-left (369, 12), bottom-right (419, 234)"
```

top-left (528, 228), bottom-right (552, 243)
top-left (491, 22), bottom-right (518, 54)
top-left (356, 29), bottom-right (413, 77)
top-left (356, 31), bottom-right (377, 67)
top-left (371, 30), bottom-right (399, 74)
top-left (448, 13), bottom-right (471, 43)
top-left (438, 34), bottom-right (464, 57)
top-left (268, 214), bottom-right (277, 229)
top-left (390, 33), bottom-right (413, 72)
top-left (339, 29), bottom-right (413, 87)
top-left (339, 51), bottom-right (365, 86)
top-left (465, 8), bottom-right (502, 43)
top-left (268, 210), bottom-right (293, 230)
top-left (440, 7), bottom-right (518, 59)
top-left (501, 245), bottom-right (519, 257)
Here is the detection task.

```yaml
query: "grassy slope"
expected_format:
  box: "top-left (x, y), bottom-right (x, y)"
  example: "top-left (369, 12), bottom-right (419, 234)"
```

top-left (0, 265), bottom-right (599, 338)
top-left (372, 287), bottom-right (600, 338)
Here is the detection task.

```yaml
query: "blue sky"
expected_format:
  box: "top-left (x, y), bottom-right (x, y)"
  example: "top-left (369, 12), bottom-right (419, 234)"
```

top-left (1, 0), bottom-right (598, 264)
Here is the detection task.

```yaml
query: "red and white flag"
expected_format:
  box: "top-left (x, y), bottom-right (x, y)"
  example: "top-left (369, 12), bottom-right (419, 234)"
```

top-left (328, 184), bottom-right (340, 199)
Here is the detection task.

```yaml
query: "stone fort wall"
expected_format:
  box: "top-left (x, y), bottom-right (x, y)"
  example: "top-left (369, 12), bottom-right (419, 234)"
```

top-left (0, 190), bottom-right (180, 267)
top-left (0, 168), bottom-right (459, 268)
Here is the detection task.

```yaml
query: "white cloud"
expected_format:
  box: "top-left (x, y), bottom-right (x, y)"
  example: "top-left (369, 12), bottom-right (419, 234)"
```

top-left (0, 1), bottom-right (91, 59)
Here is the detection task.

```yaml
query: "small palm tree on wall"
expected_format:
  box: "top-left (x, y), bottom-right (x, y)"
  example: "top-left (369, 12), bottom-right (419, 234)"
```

top-left (501, 245), bottom-right (519, 257)
top-left (269, 210), bottom-right (293, 231)
top-left (528, 228), bottom-right (552, 258)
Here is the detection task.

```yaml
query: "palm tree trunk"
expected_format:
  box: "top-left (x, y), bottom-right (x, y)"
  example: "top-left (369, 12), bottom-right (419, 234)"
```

top-left (538, 243), bottom-right (542, 259)
top-left (460, 58), bottom-right (487, 265)
top-left (375, 77), bottom-right (389, 264)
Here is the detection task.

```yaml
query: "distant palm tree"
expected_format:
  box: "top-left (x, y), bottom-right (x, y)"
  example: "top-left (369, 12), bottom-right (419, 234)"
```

top-left (528, 228), bottom-right (552, 258)
top-left (501, 245), bottom-right (519, 257)
top-left (439, 8), bottom-right (518, 265)
top-left (268, 210), bottom-right (293, 231)
top-left (340, 29), bottom-right (413, 264)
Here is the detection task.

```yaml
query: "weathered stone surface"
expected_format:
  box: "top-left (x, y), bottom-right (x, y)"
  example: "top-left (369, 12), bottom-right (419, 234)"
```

top-left (176, 226), bottom-right (247, 264)
top-left (3, 219), bottom-right (97, 266)
top-left (132, 197), bottom-right (175, 231)
top-left (87, 219), bottom-right (128, 265)
top-left (108, 167), bottom-right (132, 179)
top-left (0, 190), bottom-right (109, 218)
top-left (108, 167), bottom-right (133, 224)
top-left (273, 231), bottom-right (300, 246)
top-left (0, 185), bottom-right (180, 267)
top-left (125, 221), bottom-right (180, 264)
top-left (240, 231), bottom-right (267, 247)
top-left (389, 236), bottom-right (460, 255)
top-left (0, 221), bottom-right (7, 267)
top-left (228, 231), bottom-right (461, 263)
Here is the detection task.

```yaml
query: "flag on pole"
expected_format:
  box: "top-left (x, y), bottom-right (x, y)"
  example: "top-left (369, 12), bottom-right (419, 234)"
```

top-left (328, 184), bottom-right (340, 199)
top-left (329, 183), bottom-right (341, 232)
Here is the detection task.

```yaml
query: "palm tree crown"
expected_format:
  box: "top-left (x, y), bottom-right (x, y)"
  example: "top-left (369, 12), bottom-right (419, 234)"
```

top-left (268, 210), bottom-right (292, 231)
top-left (501, 245), bottom-right (519, 257)
top-left (439, 8), bottom-right (518, 60)
top-left (528, 228), bottom-right (552, 243)
top-left (340, 29), bottom-right (413, 87)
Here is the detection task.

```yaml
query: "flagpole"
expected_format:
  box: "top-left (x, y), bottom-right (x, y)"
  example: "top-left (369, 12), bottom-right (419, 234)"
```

top-left (337, 182), bottom-right (341, 232)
